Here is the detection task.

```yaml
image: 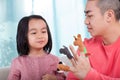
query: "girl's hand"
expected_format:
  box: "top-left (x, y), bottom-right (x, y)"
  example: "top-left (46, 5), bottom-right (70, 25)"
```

top-left (69, 45), bottom-right (91, 80)
top-left (42, 74), bottom-right (57, 80)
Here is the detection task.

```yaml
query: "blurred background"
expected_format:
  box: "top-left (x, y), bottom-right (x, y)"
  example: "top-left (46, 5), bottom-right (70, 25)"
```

top-left (0, 0), bottom-right (90, 67)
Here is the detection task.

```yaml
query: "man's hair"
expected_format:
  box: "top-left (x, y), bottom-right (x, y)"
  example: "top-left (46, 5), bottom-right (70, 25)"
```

top-left (17, 15), bottom-right (52, 56)
top-left (96, 0), bottom-right (120, 20)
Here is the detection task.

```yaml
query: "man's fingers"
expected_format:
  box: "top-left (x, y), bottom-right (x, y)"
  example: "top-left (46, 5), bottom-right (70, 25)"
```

top-left (69, 66), bottom-right (76, 72)
top-left (69, 45), bottom-right (78, 61)
top-left (70, 58), bottom-right (76, 67)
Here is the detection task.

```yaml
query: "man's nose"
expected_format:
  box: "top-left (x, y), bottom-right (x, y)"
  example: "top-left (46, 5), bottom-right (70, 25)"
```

top-left (84, 17), bottom-right (89, 25)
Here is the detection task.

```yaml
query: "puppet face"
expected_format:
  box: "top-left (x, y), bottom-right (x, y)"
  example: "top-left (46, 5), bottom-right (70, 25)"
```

top-left (73, 34), bottom-right (84, 51)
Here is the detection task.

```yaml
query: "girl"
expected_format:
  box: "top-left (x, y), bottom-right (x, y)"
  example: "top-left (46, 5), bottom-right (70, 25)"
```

top-left (8, 15), bottom-right (66, 80)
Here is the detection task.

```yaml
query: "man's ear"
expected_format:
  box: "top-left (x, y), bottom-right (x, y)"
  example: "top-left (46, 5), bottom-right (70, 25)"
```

top-left (104, 9), bottom-right (115, 22)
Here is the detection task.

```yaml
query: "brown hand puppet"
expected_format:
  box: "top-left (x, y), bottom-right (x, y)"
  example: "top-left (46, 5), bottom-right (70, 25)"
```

top-left (57, 62), bottom-right (70, 71)
top-left (73, 34), bottom-right (84, 52)
top-left (74, 34), bottom-right (90, 56)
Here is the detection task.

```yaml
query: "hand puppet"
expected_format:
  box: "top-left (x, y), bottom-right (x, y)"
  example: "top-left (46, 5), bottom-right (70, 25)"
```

top-left (57, 61), bottom-right (70, 71)
top-left (59, 46), bottom-right (73, 59)
top-left (57, 46), bottom-right (73, 71)
top-left (73, 34), bottom-right (90, 56)
top-left (73, 34), bottom-right (86, 52)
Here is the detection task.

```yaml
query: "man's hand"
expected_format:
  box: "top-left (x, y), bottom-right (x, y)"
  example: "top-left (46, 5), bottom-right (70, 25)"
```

top-left (69, 45), bottom-right (91, 80)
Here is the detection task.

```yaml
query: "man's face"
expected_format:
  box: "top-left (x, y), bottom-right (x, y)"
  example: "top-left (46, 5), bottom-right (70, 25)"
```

top-left (84, 0), bottom-right (108, 37)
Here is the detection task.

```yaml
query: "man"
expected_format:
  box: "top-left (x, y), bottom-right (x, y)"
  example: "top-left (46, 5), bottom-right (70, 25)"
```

top-left (67, 0), bottom-right (120, 80)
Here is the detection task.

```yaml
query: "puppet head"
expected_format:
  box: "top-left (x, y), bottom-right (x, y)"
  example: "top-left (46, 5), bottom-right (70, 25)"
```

top-left (73, 34), bottom-right (84, 52)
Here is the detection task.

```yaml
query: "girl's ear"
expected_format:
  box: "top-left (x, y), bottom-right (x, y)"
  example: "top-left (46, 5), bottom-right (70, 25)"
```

top-left (104, 9), bottom-right (115, 22)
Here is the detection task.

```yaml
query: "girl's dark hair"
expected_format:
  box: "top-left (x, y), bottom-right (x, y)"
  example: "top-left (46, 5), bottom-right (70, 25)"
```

top-left (17, 15), bottom-right (52, 56)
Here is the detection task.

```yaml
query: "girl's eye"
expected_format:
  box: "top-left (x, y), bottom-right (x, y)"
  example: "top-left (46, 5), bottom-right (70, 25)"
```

top-left (42, 30), bottom-right (47, 33)
top-left (31, 32), bottom-right (36, 34)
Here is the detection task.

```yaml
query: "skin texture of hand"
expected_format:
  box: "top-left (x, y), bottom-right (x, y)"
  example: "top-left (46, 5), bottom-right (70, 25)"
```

top-left (69, 45), bottom-right (91, 80)
top-left (42, 74), bottom-right (57, 80)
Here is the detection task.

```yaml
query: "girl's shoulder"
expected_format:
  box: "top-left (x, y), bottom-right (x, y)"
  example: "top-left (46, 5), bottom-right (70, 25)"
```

top-left (12, 55), bottom-right (27, 63)
top-left (13, 55), bottom-right (27, 60)
top-left (10, 55), bottom-right (27, 68)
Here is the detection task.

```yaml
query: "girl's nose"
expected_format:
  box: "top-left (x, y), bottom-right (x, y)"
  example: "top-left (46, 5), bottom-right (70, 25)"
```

top-left (37, 33), bottom-right (42, 38)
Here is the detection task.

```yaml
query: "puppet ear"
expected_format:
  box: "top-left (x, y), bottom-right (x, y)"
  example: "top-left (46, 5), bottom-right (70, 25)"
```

top-left (77, 34), bottom-right (81, 38)
top-left (74, 36), bottom-right (77, 40)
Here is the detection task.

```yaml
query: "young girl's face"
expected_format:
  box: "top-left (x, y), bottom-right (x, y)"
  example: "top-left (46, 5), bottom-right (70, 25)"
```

top-left (28, 19), bottom-right (48, 50)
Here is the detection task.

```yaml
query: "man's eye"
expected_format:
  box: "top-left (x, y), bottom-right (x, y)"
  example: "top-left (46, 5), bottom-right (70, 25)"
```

top-left (88, 15), bottom-right (93, 18)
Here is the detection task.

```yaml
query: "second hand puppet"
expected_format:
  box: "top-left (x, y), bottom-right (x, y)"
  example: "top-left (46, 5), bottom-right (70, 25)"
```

top-left (58, 46), bottom-right (73, 71)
